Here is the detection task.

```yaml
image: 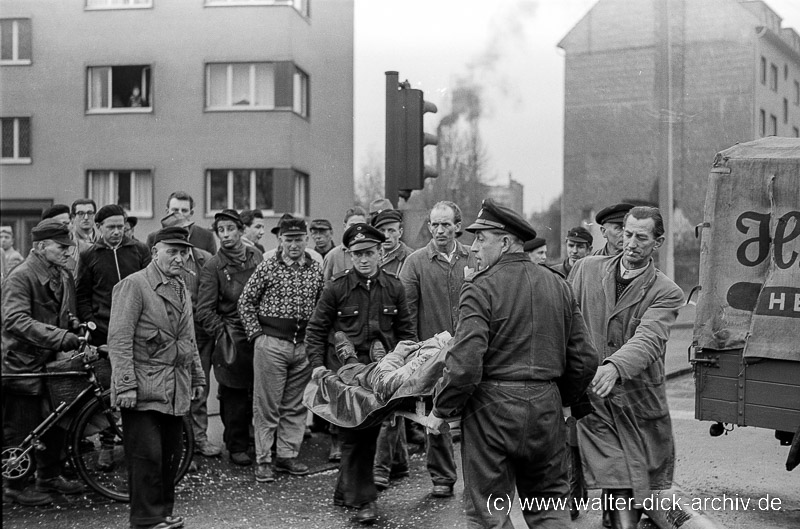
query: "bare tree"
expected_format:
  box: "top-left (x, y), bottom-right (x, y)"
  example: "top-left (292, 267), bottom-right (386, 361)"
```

top-left (354, 146), bottom-right (385, 208)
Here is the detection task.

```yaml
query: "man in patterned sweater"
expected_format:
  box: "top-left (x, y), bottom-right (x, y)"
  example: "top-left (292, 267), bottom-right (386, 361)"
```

top-left (238, 217), bottom-right (324, 484)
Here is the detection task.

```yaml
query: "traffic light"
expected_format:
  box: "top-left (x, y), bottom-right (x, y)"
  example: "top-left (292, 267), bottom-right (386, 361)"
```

top-left (385, 71), bottom-right (438, 204)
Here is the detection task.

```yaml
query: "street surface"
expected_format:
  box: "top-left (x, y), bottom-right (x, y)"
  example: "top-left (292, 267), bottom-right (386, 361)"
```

top-left (4, 313), bottom-right (799, 528)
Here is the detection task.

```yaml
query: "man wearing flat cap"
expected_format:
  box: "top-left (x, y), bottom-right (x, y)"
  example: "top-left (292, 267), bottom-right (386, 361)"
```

top-left (309, 218), bottom-right (335, 258)
top-left (552, 226), bottom-right (593, 278)
top-left (76, 204), bottom-right (151, 346)
top-left (108, 226), bottom-right (206, 529)
top-left (306, 223), bottom-right (415, 524)
top-left (425, 198), bottom-right (598, 528)
top-left (239, 217), bottom-right (324, 483)
top-left (2, 220), bottom-right (87, 506)
top-left (593, 203), bottom-right (634, 257)
top-left (263, 213), bottom-right (323, 265)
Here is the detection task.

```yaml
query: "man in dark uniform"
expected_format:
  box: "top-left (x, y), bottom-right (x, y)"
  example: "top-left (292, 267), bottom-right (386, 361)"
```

top-left (306, 223), bottom-right (416, 524)
top-left (426, 199), bottom-right (598, 528)
top-left (592, 203), bottom-right (634, 257)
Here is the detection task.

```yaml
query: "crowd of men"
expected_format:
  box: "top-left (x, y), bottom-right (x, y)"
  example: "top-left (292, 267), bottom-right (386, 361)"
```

top-left (2, 191), bottom-right (684, 529)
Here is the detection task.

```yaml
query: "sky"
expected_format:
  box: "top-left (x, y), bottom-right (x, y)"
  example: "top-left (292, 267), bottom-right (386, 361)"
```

top-left (354, 0), bottom-right (800, 215)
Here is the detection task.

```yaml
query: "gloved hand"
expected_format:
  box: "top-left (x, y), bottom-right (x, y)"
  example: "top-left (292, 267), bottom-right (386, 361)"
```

top-left (61, 332), bottom-right (82, 352)
top-left (312, 366), bottom-right (329, 381)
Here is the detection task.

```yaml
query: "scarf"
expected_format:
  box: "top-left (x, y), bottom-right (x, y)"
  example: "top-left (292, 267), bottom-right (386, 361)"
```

top-left (219, 240), bottom-right (247, 265)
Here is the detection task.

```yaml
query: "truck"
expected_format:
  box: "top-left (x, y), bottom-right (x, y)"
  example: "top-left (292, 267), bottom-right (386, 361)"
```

top-left (691, 136), bottom-right (800, 471)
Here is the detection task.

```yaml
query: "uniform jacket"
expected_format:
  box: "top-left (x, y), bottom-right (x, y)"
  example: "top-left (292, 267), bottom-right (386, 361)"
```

top-left (550, 257), bottom-right (572, 278)
top-left (107, 262), bottom-right (205, 416)
top-left (196, 245), bottom-right (262, 388)
top-left (380, 241), bottom-right (415, 276)
top-left (306, 269), bottom-right (416, 370)
top-left (1, 252), bottom-right (77, 394)
top-left (76, 235), bottom-right (151, 344)
top-left (399, 240), bottom-right (477, 341)
top-left (569, 253), bottom-right (683, 497)
top-left (433, 252), bottom-right (597, 419)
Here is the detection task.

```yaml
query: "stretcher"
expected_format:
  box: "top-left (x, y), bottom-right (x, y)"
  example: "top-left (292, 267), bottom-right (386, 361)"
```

top-left (302, 334), bottom-right (451, 430)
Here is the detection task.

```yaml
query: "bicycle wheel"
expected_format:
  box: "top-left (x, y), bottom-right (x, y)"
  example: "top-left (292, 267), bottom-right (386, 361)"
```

top-left (70, 391), bottom-right (195, 502)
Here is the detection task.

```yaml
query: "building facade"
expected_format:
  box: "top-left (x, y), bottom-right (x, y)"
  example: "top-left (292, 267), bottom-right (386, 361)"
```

top-left (558, 0), bottom-right (800, 287)
top-left (0, 0), bottom-right (354, 254)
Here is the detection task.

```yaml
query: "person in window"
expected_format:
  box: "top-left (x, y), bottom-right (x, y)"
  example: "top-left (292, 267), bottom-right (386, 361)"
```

top-left (129, 86), bottom-right (144, 107)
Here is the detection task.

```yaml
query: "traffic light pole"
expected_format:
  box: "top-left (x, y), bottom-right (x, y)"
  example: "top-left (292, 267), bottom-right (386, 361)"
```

top-left (385, 71), bottom-right (403, 206)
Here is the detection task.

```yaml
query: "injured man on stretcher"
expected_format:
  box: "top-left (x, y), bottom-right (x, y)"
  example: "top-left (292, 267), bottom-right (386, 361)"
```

top-left (319, 331), bottom-right (452, 403)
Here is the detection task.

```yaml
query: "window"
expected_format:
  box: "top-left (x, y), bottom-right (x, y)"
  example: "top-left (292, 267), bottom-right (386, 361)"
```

top-left (770, 114), bottom-right (777, 136)
top-left (770, 63), bottom-right (778, 92)
top-left (784, 98), bottom-right (789, 124)
top-left (1, 117), bottom-right (31, 163)
top-left (795, 80), bottom-right (799, 106)
top-left (206, 168), bottom-right (308, 216)
top-left (0, 19), bottom-right (31, 65)
top-left (87, 65), bottom-right (152, 112)
top-left (205, 62), bottom-right (309, 117)
top-left (760, 109), bottom-right (766, 136)
top-left (88, 170), bottom-right (153, 216)
top-left (85, 0), bottom-right (152, 9)
top-left (204, 0), bottom-right (309, 16)
top-left (760, 57), bottom-right (766, 85)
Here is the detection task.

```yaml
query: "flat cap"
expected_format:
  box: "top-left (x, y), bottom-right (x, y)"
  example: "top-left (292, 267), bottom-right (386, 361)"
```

top-left (595, 203), bottom-right (634, 225)
top-left (271, 213), bottom-right (296, 235)
top-left (41, 204), bottom-right (70, 221)
top-left (523, 237), bottom-right (546, 252)
top-left (566, 226), bottom-right (593, 245)
top-left (279, 218), bottom-right (307, 236)
top-left (310, 219), bottom-right (333, 231)
top-left (214, 209), bottom-right (243, 227)
top-left (370, 209), bottom-right (403, 229)
top-left (153, 226), bottom-right (193, 247)
top-left (32, 219), bottom-right (75, 246)
top-left (465, 198), bottom-right (537, 242)
top-left (369, 198), bottom-right (394, 214)
top-left (0, 225), bottom-right (12, 235)
top-left (343, 223), bottom-right (386, 252)
top-left (160, 211), bottom-right (190, 228)
top-left (95, 204), bottom-right (126, 224)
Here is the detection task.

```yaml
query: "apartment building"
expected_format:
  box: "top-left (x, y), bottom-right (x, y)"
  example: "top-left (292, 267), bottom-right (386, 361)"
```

top-left (558, 0), bottom-right (799, 286)
top-left (0, 0), bottom-right (354, 254)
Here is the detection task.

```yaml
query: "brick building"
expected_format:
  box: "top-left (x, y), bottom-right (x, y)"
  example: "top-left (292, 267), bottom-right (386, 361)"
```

top-left (0, 0), bottom-right (354, 254)
top-left (558, 0), bottom-right (800, 287)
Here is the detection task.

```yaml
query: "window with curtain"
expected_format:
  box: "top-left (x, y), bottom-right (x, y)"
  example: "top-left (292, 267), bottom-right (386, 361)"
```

top-left (0, 117), bottom-right (31, 163)
top-left (0, 18), bottom-right (32, 64)
top-left (206, 168), bottom-right (307, 216)
top-left (88, 170), bottom-right (153, 216)
top-left (87, 65), bottom-right (152, 112)
top-left (206, 61), bottom-right (307, 116)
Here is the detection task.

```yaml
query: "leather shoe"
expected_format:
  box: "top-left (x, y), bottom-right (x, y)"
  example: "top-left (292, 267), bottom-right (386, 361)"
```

top-left (230, 451), bottom-right (252, 466)
top-left (165, 515), bottom-right (184, 528)
top-left (354, 501), bottom-right (377, 524)
top-left (35, 475), bottom-right (85, 495)
top-left (275, 457), bottom-right (309, 476)
top-left (373, 475), bottom-right (389, 491)
top-left (3, 485), bottom-right (53, 506)
top-left (334, 331), bottom-right (357, 364)
top-left (431, 484), bottom-right (454, 498)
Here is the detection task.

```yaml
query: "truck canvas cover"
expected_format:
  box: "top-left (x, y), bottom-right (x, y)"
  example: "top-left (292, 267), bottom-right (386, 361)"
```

top-left (695, 137), bottom-right (800, 362)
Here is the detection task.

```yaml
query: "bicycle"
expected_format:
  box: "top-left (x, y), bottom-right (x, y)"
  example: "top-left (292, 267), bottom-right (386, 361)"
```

top-left (1, 324), bottom-right (194, 502)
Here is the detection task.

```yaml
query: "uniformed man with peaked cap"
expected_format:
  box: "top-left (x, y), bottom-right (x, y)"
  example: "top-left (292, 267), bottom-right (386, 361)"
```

top-left (426, 198), bottom-right (598, 528)
top-left (306, 223), bottom-right (416, 524)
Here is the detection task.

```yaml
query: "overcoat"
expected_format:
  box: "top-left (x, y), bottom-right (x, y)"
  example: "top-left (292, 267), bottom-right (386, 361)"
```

top-left (2, 252), bottom-right (77, 394)
top-left (569, 253), bottom-right (683, 501)
top-left (107, 262), bottom-right (205, 416)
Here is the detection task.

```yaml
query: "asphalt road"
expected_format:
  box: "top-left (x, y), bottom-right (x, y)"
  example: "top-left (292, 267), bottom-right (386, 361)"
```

top-left (5, 313), bottom-right (799, 528)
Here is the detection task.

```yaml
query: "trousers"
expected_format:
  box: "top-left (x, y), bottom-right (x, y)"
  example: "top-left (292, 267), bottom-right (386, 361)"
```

top-left (121, 409), bottom-right (183, 527)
